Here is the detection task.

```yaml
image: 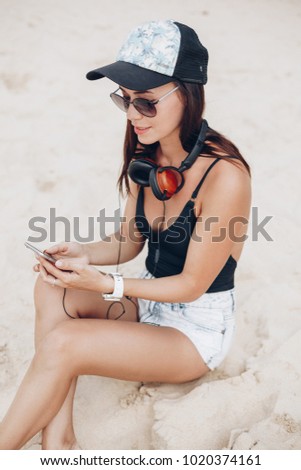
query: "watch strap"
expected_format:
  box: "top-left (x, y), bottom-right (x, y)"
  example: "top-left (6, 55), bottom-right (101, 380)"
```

top-left (102, 273), bottom-right (124, 301)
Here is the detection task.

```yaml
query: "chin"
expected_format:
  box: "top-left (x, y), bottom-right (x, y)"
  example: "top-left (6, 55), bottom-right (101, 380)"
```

top-left (138, 135), bottom-right (157, 146)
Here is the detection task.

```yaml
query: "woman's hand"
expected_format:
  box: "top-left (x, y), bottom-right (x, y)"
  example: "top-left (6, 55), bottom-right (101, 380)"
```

top-left (35, 256), bottom-right (113, 293)
top-left (44, 241), bottom-right (89, 264)
top-left (33, 241), bottom-right (90, 277)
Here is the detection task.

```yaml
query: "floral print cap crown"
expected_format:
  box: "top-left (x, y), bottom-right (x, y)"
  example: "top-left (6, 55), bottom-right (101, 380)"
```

top-left (86, 20), bottom-right (208, 89)
top-left (117, 20), bottom-right (180, 77)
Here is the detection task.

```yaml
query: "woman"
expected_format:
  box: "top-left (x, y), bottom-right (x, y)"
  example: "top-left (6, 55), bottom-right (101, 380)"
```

top-left (0, 20), bottom-right (251, 450)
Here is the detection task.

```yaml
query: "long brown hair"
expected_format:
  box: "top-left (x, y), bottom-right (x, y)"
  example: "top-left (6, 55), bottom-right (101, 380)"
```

top-left (118, 82), bottom-right (251, 194)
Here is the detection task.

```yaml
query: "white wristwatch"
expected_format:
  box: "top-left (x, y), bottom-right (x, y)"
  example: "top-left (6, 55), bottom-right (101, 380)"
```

top-left (102, 273), bottom-right (124, 301)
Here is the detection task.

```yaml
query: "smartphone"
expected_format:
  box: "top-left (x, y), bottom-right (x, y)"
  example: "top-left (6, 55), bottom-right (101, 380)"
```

top-left (24, 242), bottom-right (57, 264)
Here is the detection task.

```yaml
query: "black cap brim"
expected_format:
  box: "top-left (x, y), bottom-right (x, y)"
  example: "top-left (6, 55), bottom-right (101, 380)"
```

top-left (86, 61), bottom-right (174, 90)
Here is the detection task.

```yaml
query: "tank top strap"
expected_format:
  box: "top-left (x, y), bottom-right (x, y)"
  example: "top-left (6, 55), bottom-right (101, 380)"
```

top-left (190, 157), bottom-right (221, 200)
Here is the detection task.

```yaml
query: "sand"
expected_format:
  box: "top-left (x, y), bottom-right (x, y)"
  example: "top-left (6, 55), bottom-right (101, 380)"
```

top-left (0, 0), bottom-right (301, 450)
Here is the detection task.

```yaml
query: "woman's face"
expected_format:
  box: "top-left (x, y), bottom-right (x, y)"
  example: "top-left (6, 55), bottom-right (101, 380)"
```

top-left (120, 83), bottom-right (185, 147)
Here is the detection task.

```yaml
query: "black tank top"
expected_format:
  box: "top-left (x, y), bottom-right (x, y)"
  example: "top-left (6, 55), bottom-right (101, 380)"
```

top-left (135, 157), bottom-right (237, 293)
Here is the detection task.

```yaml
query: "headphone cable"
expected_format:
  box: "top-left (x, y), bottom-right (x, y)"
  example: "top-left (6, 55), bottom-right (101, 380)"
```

top-left (151, 199), bottom-right (166, 278)
top-left (109, 191), bottom-right (138, 320)
top-left (62, 192), bottom-right (138, 321)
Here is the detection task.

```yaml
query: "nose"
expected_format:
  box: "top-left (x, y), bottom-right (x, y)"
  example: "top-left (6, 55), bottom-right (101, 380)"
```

top-left (126, 103), bottom-right (143, 121)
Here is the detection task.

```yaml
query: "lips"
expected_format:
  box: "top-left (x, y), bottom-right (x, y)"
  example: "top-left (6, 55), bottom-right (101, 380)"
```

top-left (134, 126), bottom-right (151, 135)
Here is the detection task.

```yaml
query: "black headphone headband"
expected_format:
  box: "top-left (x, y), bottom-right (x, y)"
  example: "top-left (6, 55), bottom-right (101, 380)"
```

top-left (178, 119), bottom-right (209, 172)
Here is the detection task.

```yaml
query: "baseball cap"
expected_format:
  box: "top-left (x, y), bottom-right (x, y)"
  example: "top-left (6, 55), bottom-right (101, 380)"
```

top-left (86, 20), bottom-right (208, 90)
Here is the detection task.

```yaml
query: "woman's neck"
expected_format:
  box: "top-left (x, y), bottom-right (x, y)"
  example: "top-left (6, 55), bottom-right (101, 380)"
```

top-left (157, 139), bottom-right (187, 168)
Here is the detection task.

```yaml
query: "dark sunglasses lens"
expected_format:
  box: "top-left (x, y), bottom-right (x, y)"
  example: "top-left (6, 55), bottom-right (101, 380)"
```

top-left (134, 99), bottom-right (156, 117)
top-left (110, 93), bottom-right (129, 112)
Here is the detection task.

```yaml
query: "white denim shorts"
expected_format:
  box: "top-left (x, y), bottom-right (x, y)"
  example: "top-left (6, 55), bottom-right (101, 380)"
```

top-left (138, 269), bottom-right (236, 370)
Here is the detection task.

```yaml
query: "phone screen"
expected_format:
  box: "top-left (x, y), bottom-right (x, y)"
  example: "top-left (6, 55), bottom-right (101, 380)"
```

top-left (24, 242), bottom-right (56, 264)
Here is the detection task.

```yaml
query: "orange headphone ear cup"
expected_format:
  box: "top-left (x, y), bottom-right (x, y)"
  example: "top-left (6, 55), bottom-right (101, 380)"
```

top-left (158, 169), bottom-right (179, 196)
top-left (150, 168), bottom-right (181, 200)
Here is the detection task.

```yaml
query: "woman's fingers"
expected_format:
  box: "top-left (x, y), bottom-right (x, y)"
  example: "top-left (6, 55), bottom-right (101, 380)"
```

top-left (38, 260), bottom-right (66, 288)
top-left (54, 259), bottom-right (83, 273)
top-left (45, 243), bottom-right (69, 256)
top-left (38, 262), bottom-right (55, 284)
top-left (39, 256), bottom-right (65, 276)
top-left (37, 254), bottom-right (103, 292)
top-left (38, 255), bottom-right (80, 287)
top-left (45, 242), bottom-right (88, 263)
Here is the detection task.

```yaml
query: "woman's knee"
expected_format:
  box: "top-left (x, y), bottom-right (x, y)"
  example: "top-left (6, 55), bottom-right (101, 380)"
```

top-left (34, 275), bottom-right (57, 308)
top-left (34, 322), bottom-right (77, 374)
top-left (34, 275), bottom-right (73, 319)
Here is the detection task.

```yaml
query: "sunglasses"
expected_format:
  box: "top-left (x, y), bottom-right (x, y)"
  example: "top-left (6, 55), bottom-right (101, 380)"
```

top-left (110, 85), bottom-right (180, 117)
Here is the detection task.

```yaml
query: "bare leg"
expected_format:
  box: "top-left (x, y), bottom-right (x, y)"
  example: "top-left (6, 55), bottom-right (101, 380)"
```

top-left (34, 277), bottom-right (77, 450)
top-left (0, 317), bottom-right (208, 449)
top-left (41, 379), bottom-right (78, 450)
top-left (33, 276), bottom-right (138, 450)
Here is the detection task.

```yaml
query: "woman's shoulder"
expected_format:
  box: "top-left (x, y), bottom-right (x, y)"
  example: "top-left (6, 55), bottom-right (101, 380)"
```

top-left (193, 155), bottom-right (251, 211)
top-left (189, 154), bottom-right (250, 217)
top-left (213, 156), bottom-right (250, 181)
top-left (196, 152), bottom-right (250, 185)
top-left (213, 158), bottom-right (251, 209)
top-left (215, 157), bottom-right (251, 190)
top-left (207, 157), bottom-right (251, 204)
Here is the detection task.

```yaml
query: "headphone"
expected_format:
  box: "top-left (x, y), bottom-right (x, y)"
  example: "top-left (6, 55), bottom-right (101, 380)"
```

top-left (128, 119), bottom-right (209, 201)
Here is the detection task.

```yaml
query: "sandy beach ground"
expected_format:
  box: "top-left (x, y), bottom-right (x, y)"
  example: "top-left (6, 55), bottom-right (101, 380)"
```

top-left (0, 0), bottom-right (301, 450)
